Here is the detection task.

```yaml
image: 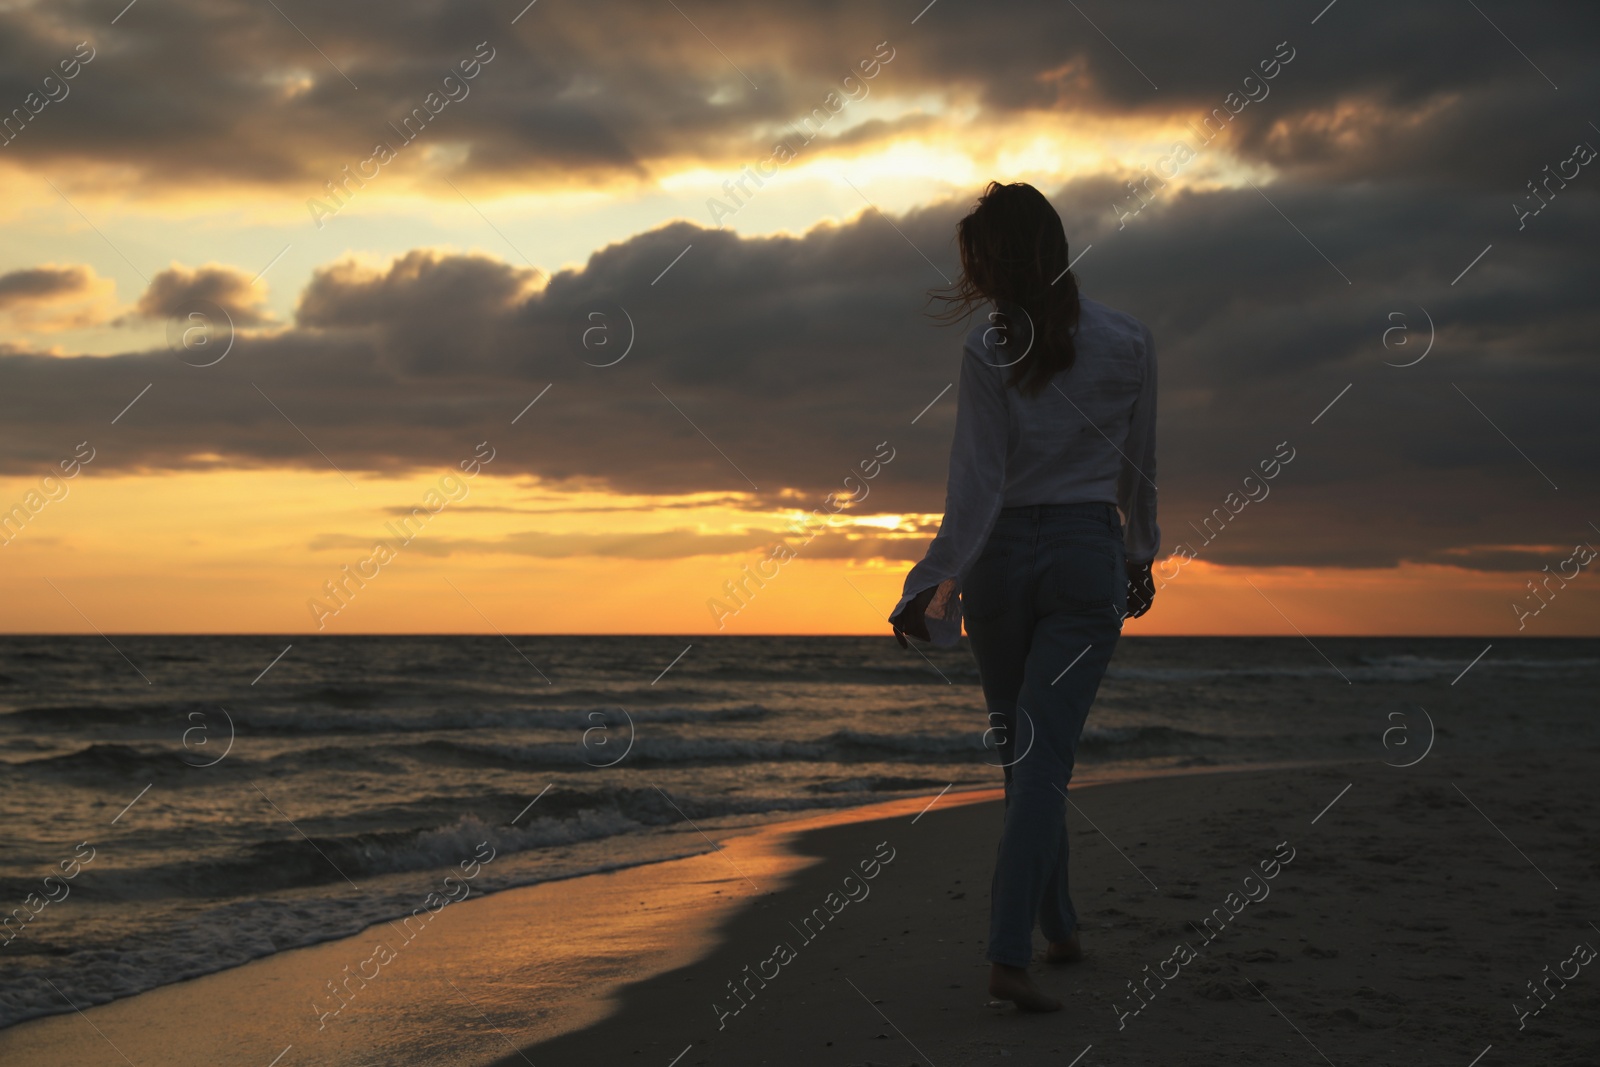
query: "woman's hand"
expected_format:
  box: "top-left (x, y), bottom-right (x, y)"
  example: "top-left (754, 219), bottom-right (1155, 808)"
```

top-left (1125, 561), bottom-right (1156, 619)
top-left (892, 586), bottom-right (935, 648)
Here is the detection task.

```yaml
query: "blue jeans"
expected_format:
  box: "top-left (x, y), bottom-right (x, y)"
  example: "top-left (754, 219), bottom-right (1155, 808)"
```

top-left (963, 503), bottom-right (1126, 967)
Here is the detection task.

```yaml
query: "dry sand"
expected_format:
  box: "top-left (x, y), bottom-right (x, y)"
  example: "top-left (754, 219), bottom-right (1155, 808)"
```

top-left (499, 748), bottom-right (1600, 1067)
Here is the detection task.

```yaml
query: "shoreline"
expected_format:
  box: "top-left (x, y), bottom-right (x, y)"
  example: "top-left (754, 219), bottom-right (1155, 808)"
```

top-left (0, 761), bottom-right (1306, 1065)
top-left (5, 750), bottom-right (1594, 1066)
top-left (0, 758), bottom-right (1321, 1033)
top-left (0, 782), bottom-right (1011, 1066)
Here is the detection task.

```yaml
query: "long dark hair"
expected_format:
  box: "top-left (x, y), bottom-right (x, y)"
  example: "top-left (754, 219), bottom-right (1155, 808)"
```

top-left (930, 181), bottom-right (1081, 396)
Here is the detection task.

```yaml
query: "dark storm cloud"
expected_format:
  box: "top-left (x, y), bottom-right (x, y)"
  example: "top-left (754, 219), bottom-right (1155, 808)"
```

top-left (3, 0), bottom-right (1595, 193)
top-left (0, 162), bottom-right (1595, 572)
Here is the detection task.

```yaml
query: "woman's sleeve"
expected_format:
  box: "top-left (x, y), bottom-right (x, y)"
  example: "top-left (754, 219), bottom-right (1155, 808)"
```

top-left (1119, 324), bottom-right (1160, 564)
top-left (888, 330), bottom-right (1009, 647)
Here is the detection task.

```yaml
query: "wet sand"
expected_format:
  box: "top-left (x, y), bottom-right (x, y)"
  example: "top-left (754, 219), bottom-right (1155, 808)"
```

top-left (0, 789), bottom-right (1000, 1067)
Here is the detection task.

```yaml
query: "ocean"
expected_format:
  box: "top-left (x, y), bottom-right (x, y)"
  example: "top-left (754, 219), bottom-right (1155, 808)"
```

top-left (1, 634), bottom-right (1595, 1029)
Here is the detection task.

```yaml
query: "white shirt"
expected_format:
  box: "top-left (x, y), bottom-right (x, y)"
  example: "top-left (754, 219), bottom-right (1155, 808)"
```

top-left (891, 296), bottom-right (1159, 647)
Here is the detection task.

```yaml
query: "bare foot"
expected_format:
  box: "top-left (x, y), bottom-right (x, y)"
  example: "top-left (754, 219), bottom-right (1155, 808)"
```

top-left (1045, 932), bottom-right (1082, 964)
top-left (988, 963), bottom-right (1061, 1012)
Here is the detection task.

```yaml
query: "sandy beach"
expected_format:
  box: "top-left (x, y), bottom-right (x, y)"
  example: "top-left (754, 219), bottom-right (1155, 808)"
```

top-left (499, 747), bottom-right (1600, 1067)
top-left (3, 743), bottom-right (1595, 1067)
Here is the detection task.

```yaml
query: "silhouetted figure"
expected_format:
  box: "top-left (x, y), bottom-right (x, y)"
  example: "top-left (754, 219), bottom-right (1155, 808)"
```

top-left (891, 181), bottom-right (1159, 1011)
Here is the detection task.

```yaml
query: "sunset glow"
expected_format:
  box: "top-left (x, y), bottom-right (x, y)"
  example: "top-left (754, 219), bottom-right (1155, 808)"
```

top-left (1, 1), bottom-right (1593, 637)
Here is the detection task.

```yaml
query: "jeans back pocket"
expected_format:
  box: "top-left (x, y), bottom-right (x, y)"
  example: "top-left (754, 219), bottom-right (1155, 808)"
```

top-left (961, 544), bottom-right (1015, 623)
top-left (1036, 538), bottom-right (1119, 614)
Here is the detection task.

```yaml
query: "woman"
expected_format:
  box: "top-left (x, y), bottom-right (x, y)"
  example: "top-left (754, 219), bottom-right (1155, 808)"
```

top-left (889, 181), bottom-right (1158, 1012)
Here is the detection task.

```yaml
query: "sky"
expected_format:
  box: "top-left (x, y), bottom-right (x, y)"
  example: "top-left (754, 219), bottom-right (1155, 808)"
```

top-left (0, 0), bottom-right (1596, 636)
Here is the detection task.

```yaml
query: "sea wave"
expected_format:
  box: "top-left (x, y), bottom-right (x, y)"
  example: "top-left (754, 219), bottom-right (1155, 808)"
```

top-left (9, 722), bottom-right (1235, 783)
top-left (0, 823), bottom-right (716, 1030)
top-left (0, 792), bottom-right (958, 1029)
top-left (1, 701), bottom-right (776, 736)
top-left (1108, 654), bottom-right (1599, 684)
